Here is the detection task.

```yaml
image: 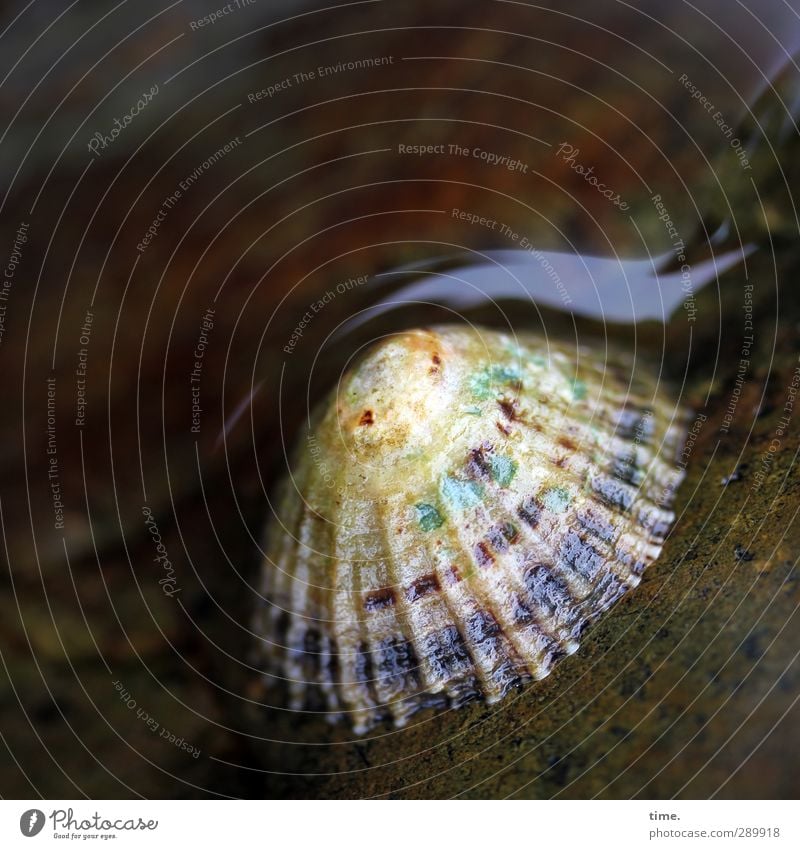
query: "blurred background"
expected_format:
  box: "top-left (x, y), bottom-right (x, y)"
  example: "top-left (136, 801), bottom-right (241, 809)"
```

top-left (1, 0), bottom-right (800, 798)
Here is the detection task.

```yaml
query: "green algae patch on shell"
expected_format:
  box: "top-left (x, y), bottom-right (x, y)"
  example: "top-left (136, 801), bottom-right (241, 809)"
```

top-left (253, 325), bottom-right (688, 733)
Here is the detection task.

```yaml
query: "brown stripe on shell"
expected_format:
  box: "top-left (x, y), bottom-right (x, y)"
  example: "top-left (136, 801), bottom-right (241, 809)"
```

top-left (405, 573), bottom-right (440, 602)
top-left (364, 587), bottom-right (397, 611)
top-left (474, 541), bottom-right (495, 568)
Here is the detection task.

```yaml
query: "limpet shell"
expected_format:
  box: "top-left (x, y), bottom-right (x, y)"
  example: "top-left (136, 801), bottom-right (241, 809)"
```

top-left (254, 325), bottom-right (688, 732)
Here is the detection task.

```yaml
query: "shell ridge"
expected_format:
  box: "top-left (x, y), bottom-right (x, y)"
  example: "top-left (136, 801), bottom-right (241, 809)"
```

top-left (443, 502), bottom-right (536, 695)
top-left (354, 496), bottom-right (425, 728)
top-left (284, 497), bottom-right (331, 711)
top-left (470, 497), bottom-right (582, 664)
top-left (331, 496), bottom-right (384, 733)
top-left (511, 509), bottom-right (607, 651)
top-left (376, 498), bottom-right (476, 722)
top-left (418, 538), bottom-right (489, 710)
top-left (257, 471), bottom-right (309, 689)
top-left (420, 487), bottom-right (520, 703)
top-left (469, 495), bottom-right (573, 677)
top-left (299, 474), bottom-right (340, 716)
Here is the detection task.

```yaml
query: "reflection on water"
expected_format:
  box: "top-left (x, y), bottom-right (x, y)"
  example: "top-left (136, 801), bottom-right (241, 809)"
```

top-left (340, 243), bottom-right (753, 330)
top-left (233, 6), bottom-right (800, 464)
top-left (305, 49), bottom-right (800, 397)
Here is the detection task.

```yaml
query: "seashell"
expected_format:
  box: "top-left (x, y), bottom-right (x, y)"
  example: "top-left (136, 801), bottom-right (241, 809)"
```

top-left (253, 325), bottom-right (688, 733)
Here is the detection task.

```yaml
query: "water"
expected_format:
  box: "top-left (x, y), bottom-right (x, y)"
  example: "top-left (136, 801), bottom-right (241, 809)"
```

top-left (341, 243), bottom-right (752, 327)
top-left (224, 2), bottom-right (800, 474)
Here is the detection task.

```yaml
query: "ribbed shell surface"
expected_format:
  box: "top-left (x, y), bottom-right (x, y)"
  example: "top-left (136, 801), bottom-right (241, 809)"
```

top-left (254, 325), bottom-right (688, 733)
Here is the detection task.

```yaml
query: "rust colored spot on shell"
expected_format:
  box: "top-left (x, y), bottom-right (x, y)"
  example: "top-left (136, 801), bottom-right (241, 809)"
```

top-left (359, 409), bottom-right (374, 426)
top-left (498, 397), bottom-right (520, 421)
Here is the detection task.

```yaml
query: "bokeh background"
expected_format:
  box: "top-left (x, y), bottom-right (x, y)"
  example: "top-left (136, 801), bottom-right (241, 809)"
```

top-left (1, 0), bottom-right (800, 798)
